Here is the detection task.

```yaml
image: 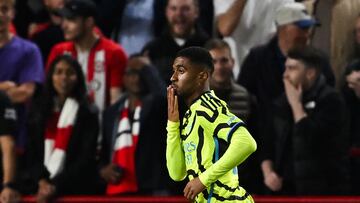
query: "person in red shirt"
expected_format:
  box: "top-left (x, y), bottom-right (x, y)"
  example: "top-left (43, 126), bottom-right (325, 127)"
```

top-left (47, 0), bottom-right (127, 112)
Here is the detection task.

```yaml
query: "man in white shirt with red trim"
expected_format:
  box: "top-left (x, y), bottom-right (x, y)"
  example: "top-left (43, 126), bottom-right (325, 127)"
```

top-left (47, 0), bottom-right (128, 112)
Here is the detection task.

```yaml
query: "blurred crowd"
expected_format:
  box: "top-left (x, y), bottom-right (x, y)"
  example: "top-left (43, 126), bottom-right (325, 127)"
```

top-left (1, 0), bottom-right (360, 202)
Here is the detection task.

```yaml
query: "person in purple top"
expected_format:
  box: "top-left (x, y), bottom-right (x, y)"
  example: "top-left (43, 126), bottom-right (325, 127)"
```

top-left (0, 0), bottom-right (44, 153)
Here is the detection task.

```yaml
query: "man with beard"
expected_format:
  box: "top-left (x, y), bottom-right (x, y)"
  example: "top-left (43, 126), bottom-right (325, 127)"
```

top-left (47, 0), bottom-right (127, 112)
top-left (142, 0), bottom-right (209, 85)
top-left (205, 39), bottom-right (264, 194)
top-left (237, 4), bottom-right (334, 192)
top-left (261, 46), bottom-right (350, 195)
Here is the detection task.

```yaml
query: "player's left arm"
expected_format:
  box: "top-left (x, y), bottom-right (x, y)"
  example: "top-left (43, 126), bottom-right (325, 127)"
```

top-left (183, 117), bottom-right (257, 200)
top-left (199, 116), bottom-right (257, 187)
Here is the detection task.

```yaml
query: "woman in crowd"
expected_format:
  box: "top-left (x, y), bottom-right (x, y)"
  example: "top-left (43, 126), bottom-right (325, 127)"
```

top-left (23, 55), bottom-right (99, 202)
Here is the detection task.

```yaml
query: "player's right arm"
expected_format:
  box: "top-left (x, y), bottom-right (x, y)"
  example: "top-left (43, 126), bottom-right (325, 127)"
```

top-left (166, 86), bottom-right (186, 181)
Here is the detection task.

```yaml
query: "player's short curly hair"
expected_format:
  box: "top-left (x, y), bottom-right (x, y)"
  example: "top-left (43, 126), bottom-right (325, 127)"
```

top-left (176, 46), bottom-right (214, 72)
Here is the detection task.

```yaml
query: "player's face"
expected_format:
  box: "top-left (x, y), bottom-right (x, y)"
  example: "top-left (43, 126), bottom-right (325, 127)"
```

top-left (209, 47), bottom-right (234, 84)
top-left (0, 0), bottom-right (14, 33)
top-left (52, 60), bottom-right (78, 98)
top-left (166, 0), bottom-right (198, 38)
top-left (170, 56), bottom-right (201, 98)
top-left (62, 17), bottom-right (86, 41)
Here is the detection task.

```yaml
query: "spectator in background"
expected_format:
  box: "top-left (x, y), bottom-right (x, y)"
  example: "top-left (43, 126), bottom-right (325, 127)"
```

top-left (237, 3), bottom-right (335, 178)
top-left (0, 92), bottom-right (20, 203)
top-left (205, 39), bottom-right (251, 121)
top-left (204, 39), bottom-right (263, 194)
top-left (261, 46), bottom-right (350, 195)
top-left (29, 0), bottom-right (65, 64)
top-left (97, 0), bottom-right (167, 56)
top-left (23, 55), bottom-right (99, 202)
top-left (142, 0), bottom-right (209, 85)
top-left (310, 0), bottom-right (360, 87)
top-left (97, 0), bottom-right (213, 56)
top-left (214, 0), bottom-right (293, 80)
top-left (342, 60), bottom-right (360, 195)
top-left (12, 0), bottom-right (33, 37)
top-left (47, 0), bottom-right (127, 112)
top-left (0, 0), bottom-right (44, 154)
top-left (99, 55), bottom-right (171, 195)
top-left (341, 14), bottom-right (360, 195)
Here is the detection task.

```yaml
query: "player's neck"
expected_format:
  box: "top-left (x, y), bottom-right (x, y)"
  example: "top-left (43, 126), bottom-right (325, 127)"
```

top-left (75, 31), bottom-right (99, 52)
top-left (0, 30), bottom-right (13, 48)
top-left (185, 87), bottom-right (210, 107)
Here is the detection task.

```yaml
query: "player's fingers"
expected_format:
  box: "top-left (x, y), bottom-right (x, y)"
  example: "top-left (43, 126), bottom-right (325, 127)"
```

top-left (167, 86), bottom-right (173, 111)
top-left (185, 191), bottom-right (192, 200)
top-left (183, 184), bottom-right (189, 194)
top-left (190, 192), bottom-right (196, 201)
top-left (183, 184), bottom-right (190, 198)
top-left (174, 95), bottom-right (178, 111)
top-left (167, 86), bottom-right (171, 104)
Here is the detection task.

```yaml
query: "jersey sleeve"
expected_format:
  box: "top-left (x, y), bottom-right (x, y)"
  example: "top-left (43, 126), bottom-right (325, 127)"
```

top-left (166, 120), bottom-right (187, 181)
top-left (199, 109), bottom-right (257, 187)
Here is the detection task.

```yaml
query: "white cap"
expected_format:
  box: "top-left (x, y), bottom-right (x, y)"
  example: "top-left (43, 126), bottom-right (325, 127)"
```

top-left (275, 2), bottom-right (316, 28)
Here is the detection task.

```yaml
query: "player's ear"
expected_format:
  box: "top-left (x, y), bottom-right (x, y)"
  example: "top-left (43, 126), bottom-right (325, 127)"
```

top-left (198, 70), bottom-right (209, 81)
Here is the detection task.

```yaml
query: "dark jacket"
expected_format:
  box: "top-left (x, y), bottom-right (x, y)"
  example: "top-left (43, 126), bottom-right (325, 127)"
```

top-left (100, 65), bottom-right (172, 194)
top-left (263, 76), bottom-right (350, 195)
top-left (142, 27), bottom-right (209, 84)
top-left (22, 99), bottom-right (99, 195)
top-left (238, 37), bottom-right (335, 114)
top-left (237, 37), bottom-right (336, 166)
top-left (342, 59), bottom-right (360, 147)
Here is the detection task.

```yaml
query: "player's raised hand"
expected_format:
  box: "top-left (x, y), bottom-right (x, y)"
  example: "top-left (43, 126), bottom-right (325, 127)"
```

top-left (167, 86), bottom-right (179, 122)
